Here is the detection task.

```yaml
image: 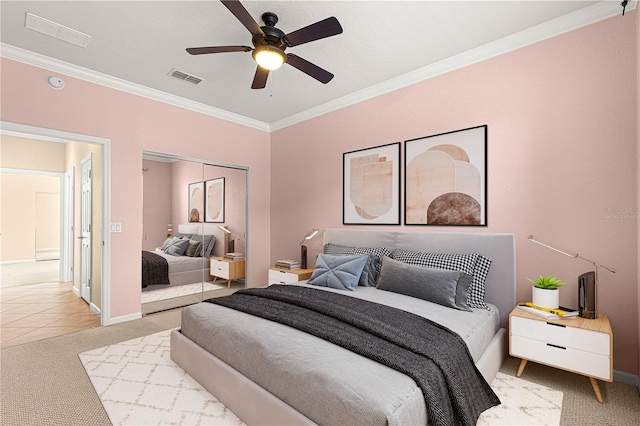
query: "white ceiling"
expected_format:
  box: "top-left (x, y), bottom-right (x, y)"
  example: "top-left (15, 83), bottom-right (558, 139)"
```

top-left (0, 1), bottom-right (633, 131)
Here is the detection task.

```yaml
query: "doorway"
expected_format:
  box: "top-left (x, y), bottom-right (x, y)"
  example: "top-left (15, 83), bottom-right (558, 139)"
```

top-left (1, 121), bottom-right (111, 326)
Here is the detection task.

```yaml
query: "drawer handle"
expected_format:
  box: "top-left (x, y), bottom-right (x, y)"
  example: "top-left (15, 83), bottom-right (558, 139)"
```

top-left (546, 343), bottom-right (566, 350)
top-left (546, 322), bottom-right (566, 328)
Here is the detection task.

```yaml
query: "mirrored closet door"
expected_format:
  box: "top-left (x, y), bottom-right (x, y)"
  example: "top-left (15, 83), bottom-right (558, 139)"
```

top-left (141, 152), bottom-right (247, 315)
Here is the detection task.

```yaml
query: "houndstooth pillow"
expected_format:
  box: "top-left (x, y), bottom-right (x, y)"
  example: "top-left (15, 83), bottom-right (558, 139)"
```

top-left (391, 249), bottom-right (491, 309)
top-left (323, 243), bottom-right (392, 285)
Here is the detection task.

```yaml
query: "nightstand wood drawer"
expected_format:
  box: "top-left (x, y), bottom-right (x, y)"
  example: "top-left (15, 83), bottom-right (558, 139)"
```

top-left (511, 316), bottom-right (609, 356)
top-left (511, 334), bottom-right (611, 380)
top-left (268, 268), bottom-right (314, 285)
top-left (210, 259), bottom-right (230, 279)
top-left (268, 269), bottom-right (301, 284)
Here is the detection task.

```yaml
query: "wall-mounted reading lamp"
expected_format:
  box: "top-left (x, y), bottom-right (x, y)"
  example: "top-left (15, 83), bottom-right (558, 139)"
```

top-left (528, 235), bottom-right (616, 319)
top-left (300, 228), bottom-right (319, 269)
top-left (218, 225), bottom-right (232, 254)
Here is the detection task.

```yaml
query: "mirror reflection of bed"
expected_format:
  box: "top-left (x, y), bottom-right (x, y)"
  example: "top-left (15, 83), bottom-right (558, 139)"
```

top-left (141, 152), bottom-right (247, 315)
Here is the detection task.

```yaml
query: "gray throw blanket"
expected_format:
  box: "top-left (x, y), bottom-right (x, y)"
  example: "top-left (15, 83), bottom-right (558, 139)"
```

top-left (141, 250), bottom-right (170, 288)
top-left (207, 285), bottom-right (499, 426)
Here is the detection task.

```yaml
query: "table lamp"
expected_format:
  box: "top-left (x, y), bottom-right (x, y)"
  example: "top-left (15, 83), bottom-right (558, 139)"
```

top-left (218, 225), bottom-right (232, 254)
top-left (300, 229), bottom-right (319, 269)
top-left (528, 235), bottom-right (616, 319)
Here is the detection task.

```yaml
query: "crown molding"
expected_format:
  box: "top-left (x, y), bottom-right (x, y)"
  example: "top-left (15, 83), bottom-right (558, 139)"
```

top-left (0, 43), bottom-right (270, 133)
top-left (1, 1), bottom-right (634, 133)
top-left (269, 0), bottom-right (635, 131)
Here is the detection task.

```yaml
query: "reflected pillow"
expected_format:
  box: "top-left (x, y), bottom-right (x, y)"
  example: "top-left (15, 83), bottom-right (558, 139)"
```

top-left (163, 238), bottom-right (189, 256)
top-left (185, 239), bottom-right (203, 257)
top-left (308, 254), bottom-right (369, 291)
top-left (160, 237), bottom-right (175, 251)
top-left (376, 257), bottom-right (473, 311)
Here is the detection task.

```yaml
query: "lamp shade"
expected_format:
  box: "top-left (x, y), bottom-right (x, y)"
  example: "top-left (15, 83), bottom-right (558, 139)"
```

top-left (252, 46), bottom-right (285, 70)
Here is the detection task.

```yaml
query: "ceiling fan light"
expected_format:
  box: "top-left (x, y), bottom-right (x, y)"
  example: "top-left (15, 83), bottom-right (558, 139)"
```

top-left (253, 46), bottom-right (285, 70)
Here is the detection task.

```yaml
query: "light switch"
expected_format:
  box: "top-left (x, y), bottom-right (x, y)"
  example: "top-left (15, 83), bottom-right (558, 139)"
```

top-left (110, 222), bottom-right (122, 233)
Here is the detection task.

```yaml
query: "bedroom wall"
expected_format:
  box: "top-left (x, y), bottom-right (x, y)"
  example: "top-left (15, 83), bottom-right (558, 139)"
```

top-left (270, 12), bottom-right (639, 377)
top-left (0, 172), bottom-right (60, 262)
top-left (636, 6), bottom-right (640, 384)
top-left (0, 56), bottom-right (272, 322)
top-left (0, 135), bottom-right (64, 263)
top-left (142, 159), bottom-right (172, 251)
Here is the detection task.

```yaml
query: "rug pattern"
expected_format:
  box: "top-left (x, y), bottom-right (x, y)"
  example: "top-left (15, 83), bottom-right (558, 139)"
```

top-left (80, 330), bottom-right (562, 426)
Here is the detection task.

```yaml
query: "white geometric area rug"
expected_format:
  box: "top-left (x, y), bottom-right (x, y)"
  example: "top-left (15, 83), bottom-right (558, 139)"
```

top-left (79, 329), bottom-right (245, 426)
top-left (80, 330), bottom-right (562, 426)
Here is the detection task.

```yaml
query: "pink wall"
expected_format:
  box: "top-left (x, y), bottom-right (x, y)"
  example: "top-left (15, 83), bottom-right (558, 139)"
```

top-left (636, 7), bottom-right (640, 381)
top-left (0, 57), bottom-right (271, 320)
top-left (271, 14), bottom-right (638, 375)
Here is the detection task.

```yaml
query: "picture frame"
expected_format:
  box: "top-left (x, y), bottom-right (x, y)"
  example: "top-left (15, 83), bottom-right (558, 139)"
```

top-left (188, 182), bottom-right (204, 223)
top-left (204, 177), bottom-right (225, 223)
top-left (404, 125), bottom-right (487, 226)
top-left (343, 142), bottom-right (401, 225)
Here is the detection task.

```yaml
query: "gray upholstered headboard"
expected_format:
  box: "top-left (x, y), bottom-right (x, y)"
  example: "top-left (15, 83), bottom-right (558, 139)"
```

top-left (323, 229), bottom-right (516, 329)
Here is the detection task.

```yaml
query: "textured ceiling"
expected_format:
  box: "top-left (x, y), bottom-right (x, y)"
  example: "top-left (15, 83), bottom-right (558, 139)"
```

top-left (1, 1), bottom-right (630, 129)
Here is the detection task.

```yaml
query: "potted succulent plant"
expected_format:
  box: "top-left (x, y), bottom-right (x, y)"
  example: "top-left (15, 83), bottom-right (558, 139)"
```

top-left (528, 275), bottom-right (566, 309)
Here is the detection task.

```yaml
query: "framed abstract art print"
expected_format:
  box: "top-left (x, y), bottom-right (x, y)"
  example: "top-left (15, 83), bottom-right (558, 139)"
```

top-left (343, 142), bottom-right (401, 225)
top-left (404, 125), bottom-right (487, 226)
top-left (204, 177), bottom-right (225, 223)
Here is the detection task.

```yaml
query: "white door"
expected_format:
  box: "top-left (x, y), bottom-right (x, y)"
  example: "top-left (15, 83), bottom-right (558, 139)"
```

top-left (80, 155), bottom-right (92, 304)
top-left (61, 168), bottom-right (74, 283)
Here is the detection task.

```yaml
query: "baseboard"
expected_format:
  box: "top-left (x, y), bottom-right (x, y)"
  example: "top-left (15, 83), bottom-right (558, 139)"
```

top-left (107, 312), bottom-right (142, 326)
top-left (89, 302), bottom-right (101, 315)
top-left (614, 369), bottom-right (639, 390)
top-left (0, 259), bottom-right (36, 265)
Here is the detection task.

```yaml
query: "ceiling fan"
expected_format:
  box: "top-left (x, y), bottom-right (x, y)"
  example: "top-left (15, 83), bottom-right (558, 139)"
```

top-left (186, 0), bottom-right (343, 89)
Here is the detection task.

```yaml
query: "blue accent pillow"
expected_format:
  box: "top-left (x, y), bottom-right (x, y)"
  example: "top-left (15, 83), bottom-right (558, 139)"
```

top-left (163, 238), bottom-right (189, 256)
top-left (308, 254), bottom-right (369, 291)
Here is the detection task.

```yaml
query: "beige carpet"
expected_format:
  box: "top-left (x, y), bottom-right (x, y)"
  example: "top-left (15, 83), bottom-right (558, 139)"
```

top-left (79, 329), bottom-right (563, 425)
top-left (2, 310), bottom-right (639, 426)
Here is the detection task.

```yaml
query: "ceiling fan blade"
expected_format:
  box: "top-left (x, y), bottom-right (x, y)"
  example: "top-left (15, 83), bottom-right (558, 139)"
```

top-left (186, 46), bottom-right (252, 55)
top-left (220, 0), bottom-right (264, 37)
top-left (284, 17), bottom-right (343, 47)
top-left (251, 66), bottom-right (269, 89)
top-left (286, 54), bottom-right (334, 84)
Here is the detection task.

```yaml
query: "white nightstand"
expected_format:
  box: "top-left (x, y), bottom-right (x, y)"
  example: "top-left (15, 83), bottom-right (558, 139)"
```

top-left (268, 268), bottom-right (314, 285)
top-left (509, 305), bottom-right (613, 403)
top-left (210, 257), bottom-right (245, 287)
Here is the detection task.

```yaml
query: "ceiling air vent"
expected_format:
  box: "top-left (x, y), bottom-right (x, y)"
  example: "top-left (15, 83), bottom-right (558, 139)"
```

top-left (168, 69), bottom-right (205, 85)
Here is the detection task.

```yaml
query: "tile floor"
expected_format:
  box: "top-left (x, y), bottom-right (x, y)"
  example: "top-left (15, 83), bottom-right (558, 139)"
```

top-left (0, 281), bottom-right (100, 348)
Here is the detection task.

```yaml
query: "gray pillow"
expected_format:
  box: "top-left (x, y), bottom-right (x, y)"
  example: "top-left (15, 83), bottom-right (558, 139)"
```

top-left (163, 238), bottom-right (189, 256)
top-left (307, 254), bottom-right (369, 291)
top-left (391, 249), bottom-right (490, 309)
top-left (185, 239), bottom-right (203, 257)
top-left (376, 257), bottom-right (472, 311)
top-left (190, 234), bottom-right (216, 258)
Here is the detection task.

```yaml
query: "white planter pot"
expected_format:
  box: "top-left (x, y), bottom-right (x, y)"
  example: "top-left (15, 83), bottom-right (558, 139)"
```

top-left (532, 286), bottom-right (559, 309)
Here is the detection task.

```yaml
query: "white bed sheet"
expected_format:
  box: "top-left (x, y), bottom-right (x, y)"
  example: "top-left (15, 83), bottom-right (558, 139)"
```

top-left (152, 249), bottom-right (206, 274)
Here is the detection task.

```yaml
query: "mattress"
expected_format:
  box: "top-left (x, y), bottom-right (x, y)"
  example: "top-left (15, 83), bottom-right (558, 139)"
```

top-left (180, 283), bottom-right (500, 426)
top-left (152, 249), bottom-right (206, 274)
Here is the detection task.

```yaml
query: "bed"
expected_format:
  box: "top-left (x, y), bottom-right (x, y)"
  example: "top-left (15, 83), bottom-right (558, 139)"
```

top-left (142, 224), bottom-right (225, 289)
top-left (170, 229), bottom-right (516, 425)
